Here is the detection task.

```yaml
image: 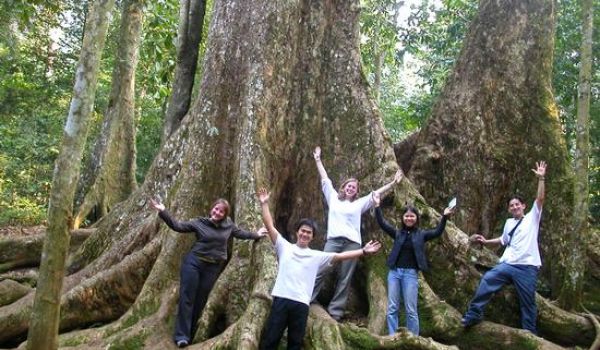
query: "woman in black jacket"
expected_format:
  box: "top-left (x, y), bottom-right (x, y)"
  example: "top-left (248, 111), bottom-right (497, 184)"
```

top-left (372, 190), bottom-right (454, 336)
top-left (150, 198), bottom-right (266, 348)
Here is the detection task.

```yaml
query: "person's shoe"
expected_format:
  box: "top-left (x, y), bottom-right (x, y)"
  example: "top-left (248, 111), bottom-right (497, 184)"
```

top-left (176, 340), bottom-right (189, 348)
top-left (461, 317), bottom-right (481, 328)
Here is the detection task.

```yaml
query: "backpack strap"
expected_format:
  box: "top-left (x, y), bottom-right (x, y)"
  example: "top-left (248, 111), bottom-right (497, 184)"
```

top-left (506, 218), bottom-right (524, 246)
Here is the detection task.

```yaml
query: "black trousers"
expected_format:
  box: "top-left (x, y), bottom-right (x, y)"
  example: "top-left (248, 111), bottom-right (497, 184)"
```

top-left (173, 252), bottom-right (223, 343)
top-left (261, 297), bottom-right (310, 350)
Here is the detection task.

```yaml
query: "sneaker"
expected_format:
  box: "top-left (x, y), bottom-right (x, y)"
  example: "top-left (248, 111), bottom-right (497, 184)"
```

top-left (461, 317), bottom-right (480, 328)
top-left (176, 340), bottom-right (189, 348)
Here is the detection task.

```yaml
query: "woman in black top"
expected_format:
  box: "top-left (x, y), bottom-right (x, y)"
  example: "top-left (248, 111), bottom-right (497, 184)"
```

top-left (372, 191), bottom-right (454, 336)
top-left (150, 198), bottom-right (266, 348)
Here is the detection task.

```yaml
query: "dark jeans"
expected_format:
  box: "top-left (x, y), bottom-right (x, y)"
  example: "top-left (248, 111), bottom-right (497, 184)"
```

top-left (261, 297), bottom-right (310, 350)
top-left (173, 252), bottom-right (223, 343)
top-left (463, 262), bottom-right (539, 334)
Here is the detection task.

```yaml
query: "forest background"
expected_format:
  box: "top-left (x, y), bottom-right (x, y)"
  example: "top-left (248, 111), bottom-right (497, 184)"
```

top-left (1, 0), bottom-right (597, 228)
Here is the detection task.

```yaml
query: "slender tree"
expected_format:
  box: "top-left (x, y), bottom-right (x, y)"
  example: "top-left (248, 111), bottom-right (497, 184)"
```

top-left (73, 0), bottom-right (145, 228)
top-left (161, 0), bottom-right (207, 140)
top-left (26, 0), bottom-right (116, 348)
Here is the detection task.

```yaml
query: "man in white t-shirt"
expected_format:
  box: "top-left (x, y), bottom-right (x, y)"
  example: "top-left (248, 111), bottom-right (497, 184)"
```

top-left (257, 188), bottom-right (381, 350)
top-left (461, 161), bottom-right (546, 334)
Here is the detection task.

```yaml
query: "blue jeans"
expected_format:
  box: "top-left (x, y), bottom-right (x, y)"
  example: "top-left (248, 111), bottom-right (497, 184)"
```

top-left (463, 262), bottom-right (538, 334)
top-left (261, 297), bottom-right (309, 350)
top-left (387, 268), bottom-right (419, 335)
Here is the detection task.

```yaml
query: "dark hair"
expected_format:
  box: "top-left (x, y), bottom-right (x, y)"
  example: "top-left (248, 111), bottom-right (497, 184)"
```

top-left (401, 205), bottom-right (420, 229)
top-left (210, 198), bottom-right (230, 220)
top-left (506, 195), bottom-right (525, 206)
top-left (295, 218), bottom-right (318, 235)
top-left (337, 178), bottom-right (360, 201)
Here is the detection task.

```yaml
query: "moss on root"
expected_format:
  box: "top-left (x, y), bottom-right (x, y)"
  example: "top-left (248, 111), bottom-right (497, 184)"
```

top-left (118, 298), bottom-right (162, 331)
top-left (106, 331), bottom-right (148, 350)
top-left (60, 334), bottom-right (92, 347)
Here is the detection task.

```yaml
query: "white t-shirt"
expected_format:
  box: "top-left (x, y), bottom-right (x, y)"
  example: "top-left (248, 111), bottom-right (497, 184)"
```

top-left (271, 234), bottom-right (334, 305)
top-left (322, 178), bottom-right (374, 244)
top-left (499, 201), bottom-right (542, 267)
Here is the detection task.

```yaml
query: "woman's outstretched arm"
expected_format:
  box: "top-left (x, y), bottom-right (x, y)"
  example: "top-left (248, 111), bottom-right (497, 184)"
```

top-left (313, 146), bottom-right (329, 180)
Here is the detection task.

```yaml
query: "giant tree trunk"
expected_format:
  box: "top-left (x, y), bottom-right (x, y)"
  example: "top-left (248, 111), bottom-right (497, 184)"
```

top-left (405, 0), bottom-right (584, 304)
top-left (73, 0), bottom-right (144, 228)
top-left (26, 0), bottom-right (116, 348)
top-left (1, 0), bottom-right (597, 349)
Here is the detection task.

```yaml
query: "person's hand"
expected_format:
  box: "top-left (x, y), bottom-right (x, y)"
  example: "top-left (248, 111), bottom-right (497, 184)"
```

top-left (393, 169), bottom-right (403, 184)
top-left (443, 206), bottom-right (455, 216)
top-left (150, 198), bottom-right (165, 211)
top-left (372, 192), bottom-right (381, 207)
top-left (257, 188), bottom-right (270, 204)
top-left (313, 146), bottom-right (321, 161)
top-left (469, 234), bottom-right (486, 244)
top-left (532, 161), bottom-right (547, 179)
top-left (362, 240), bottom-right (382, 255)
top-left (256, 227), bottom-right (268, 238)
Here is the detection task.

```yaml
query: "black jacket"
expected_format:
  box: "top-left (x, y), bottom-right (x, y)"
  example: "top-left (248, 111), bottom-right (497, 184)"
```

top-left (158, 209), bottom-right (257, 261)
top-left (375, 207), bottom-right (447, 271)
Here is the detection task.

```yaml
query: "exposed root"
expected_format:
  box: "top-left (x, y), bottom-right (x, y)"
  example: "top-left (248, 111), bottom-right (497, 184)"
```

top-left (60, 238), bottom-right (161, 331)
top-left (365, 263), bottom-right (387, 334)
top-left (0, 228), bottom-right (93, 273)
top-left (582, 306), bottom-right (600, 350)
top-left (537, 296), bottom-right (596, 346)
top-left (419, 278), bottom-right (463, 340)
top-left (305, 306), bottom-right (457, 350)
top-left (0, 279), bottom-right (31, 306)
top-left (0, 237), bottom-right (160, 344)
top-left (66, 200), bottom-right (157, 276)
top-left (0, 267), bottom-right (38, 286)
top-left (306, 306), bottom-right (346, 349)
top-left (195, 239), bottom-right (276, 344)
top-left (191, 297), bottom-right (270, 349)
top-left (459, 321), bottom-right (565, 350)
top-left (343, 324), bottom-right (459, 350)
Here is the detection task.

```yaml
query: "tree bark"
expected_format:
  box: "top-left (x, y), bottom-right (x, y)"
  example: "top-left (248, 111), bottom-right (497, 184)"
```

top-left (405, 0), bottom-right (583, 303)
top-left (557, 0), bottom-right (593, 309)
top-left (161, 0), bottom-right (207, 140)
top-left (26, 0), bottom-right (116, 348)
top-left (0, 229), bottom-right (93, 273)
top-left (73, 0), bottom-right (144, 228)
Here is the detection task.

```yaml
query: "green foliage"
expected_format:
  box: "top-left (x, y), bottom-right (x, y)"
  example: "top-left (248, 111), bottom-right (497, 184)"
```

top-left (0, 0), bottom-right (181, 225)
top-left (400, 0), bottom-right (477, 95)
top-left (134, 0), bottom-right (179, 182)
top-left (360, 0), bottom-right (477, 142)
top-left (0, 2), bottom-right (72, 225)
